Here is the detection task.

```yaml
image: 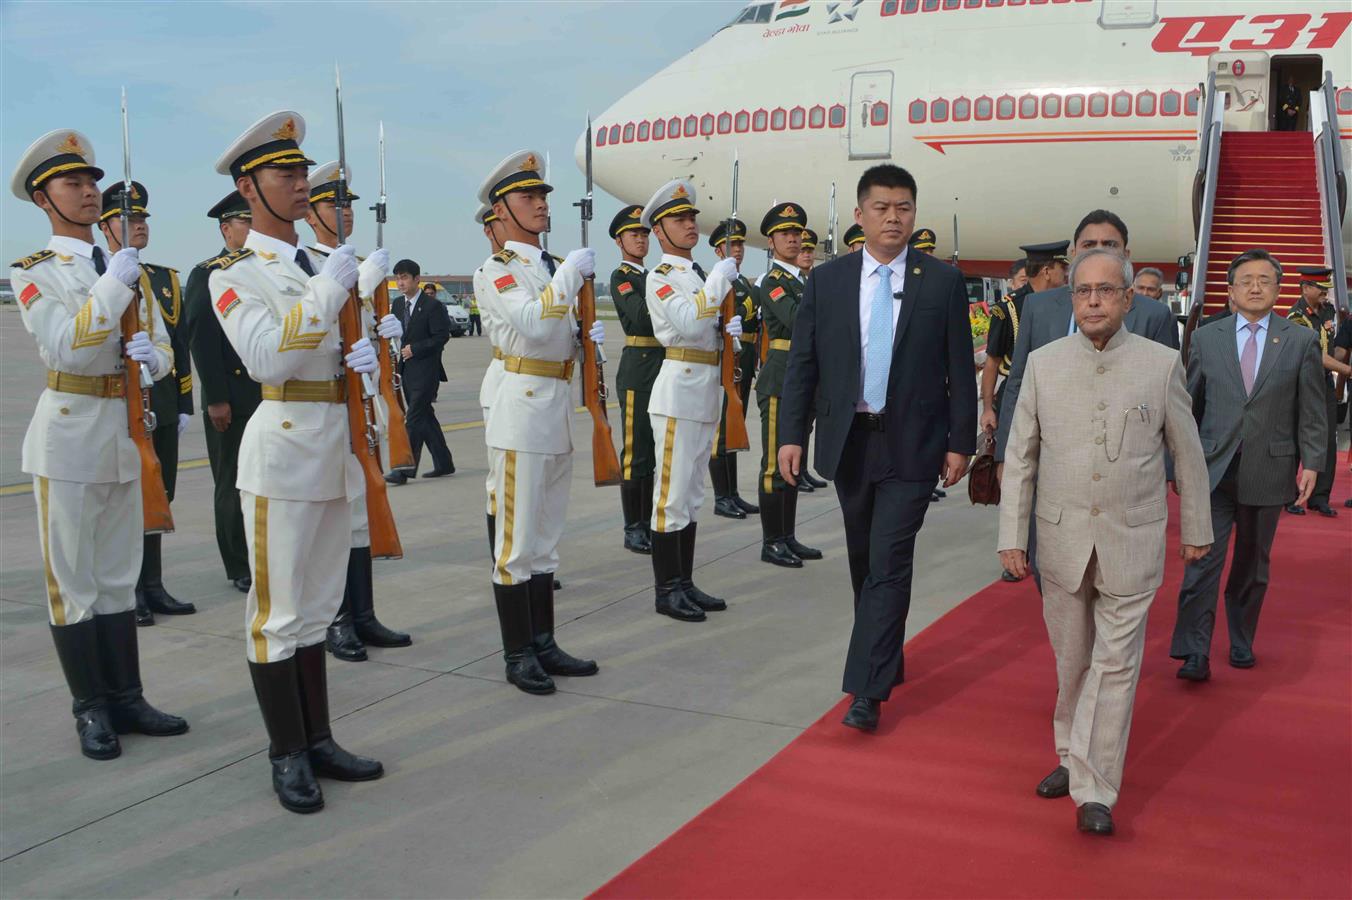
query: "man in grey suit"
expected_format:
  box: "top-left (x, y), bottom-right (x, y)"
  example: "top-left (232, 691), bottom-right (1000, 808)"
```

top-left (1000, 249), bottom-right (1212, 836)
top-left (1170, 249), bottom-right (1327, 680)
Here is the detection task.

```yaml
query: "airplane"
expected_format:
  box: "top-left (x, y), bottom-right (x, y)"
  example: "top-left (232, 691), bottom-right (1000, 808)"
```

top-left (578, 0), bottom-right (1351, 303)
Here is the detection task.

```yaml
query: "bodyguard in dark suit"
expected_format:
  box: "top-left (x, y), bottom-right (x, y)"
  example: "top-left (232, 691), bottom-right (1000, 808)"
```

top-left (778, 165), bottom-right (976, 732)
top-left (184, 191), bottom-right (259, 593)
top-left (387, 258), bottom-right (453, 482)
top-left (1171, 249), bottom-right (1327, 680)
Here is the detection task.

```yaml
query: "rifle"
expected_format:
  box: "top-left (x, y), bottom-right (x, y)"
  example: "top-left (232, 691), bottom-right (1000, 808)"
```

top-left (119, 88), bottom-right (173, 534)
top-left (719, 152), bottom-right (750, 452)
top-left (370, 121), bottom-right (415, 473)
top-left (575, 116), bottom-right (623, 486)
top-left (824, 182), bottom-right (837, 262)
top-left (335, 65), bottom-right (402, 559)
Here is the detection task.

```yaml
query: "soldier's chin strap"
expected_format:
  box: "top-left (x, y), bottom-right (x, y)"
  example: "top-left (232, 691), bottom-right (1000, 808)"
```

top-left (500, 194), bottom-right (542, 240)
top-left (36, 190), bottom-right (94, 230)
top-left (312, 203), bottom-right (338, 241)
top-left (655, 218), bottom-right (696, 254)
top-left (248, 170), bottom-right (292, 227)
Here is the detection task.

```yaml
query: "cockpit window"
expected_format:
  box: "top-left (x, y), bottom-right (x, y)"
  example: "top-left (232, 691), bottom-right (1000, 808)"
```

top-left (723, 2), bottom-right (774, 28)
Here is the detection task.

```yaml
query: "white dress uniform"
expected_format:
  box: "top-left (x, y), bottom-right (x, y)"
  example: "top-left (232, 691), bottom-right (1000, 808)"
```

top-left (474, 264), bottom-right (506, 521)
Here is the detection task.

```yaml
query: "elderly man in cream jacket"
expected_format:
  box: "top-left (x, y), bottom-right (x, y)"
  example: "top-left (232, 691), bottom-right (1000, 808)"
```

top-left (999, 248), bottom-right (1212, 837)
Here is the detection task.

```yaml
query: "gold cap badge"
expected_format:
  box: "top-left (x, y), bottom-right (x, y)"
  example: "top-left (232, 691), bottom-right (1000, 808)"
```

top-left (781, 205), bottom-right (797, 216)
top-left (57, 133), bottom-right (84, 155)
top-left (521, 154), bottom-right (538, 171)
top-left (672, 184), bottom-right (689, 199)
top-left (272, 118), bottom-right (298, 140)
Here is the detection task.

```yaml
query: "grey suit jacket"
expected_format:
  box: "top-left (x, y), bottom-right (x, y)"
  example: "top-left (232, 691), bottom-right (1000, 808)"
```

top-left (998, 329), bottom-right (1212, 596)
top-left (995, 286), bottom-right (1178, 460)
top-left (1187, 314), bottom-right (1327, 506)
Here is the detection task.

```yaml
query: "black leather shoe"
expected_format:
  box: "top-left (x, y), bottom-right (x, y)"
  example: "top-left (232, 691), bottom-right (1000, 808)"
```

top-left (271, 751), bottom-right (324, 814)
top-left (732, 494), bottom-right (759, 514)
top-left (842, 696), bottom-right (881, 732)
top-left (623, 524), bottom-right (652, 554)
top-left (785, 536), bottom-right (822, 561)
top-left (683, 581), bottom-right (727, 612)
top-left (656, 585), bottom-right (707, 622)
top-left (309, 737), bottom-right (384, 781)
top-left (347, 548), bottom-right (411, 648)
top-left (1177, 654), bottom-right (1211, 681)
top-left (140, 535), bottom-right (196, 615)
top-left (1229, 647), bottom-right (1256, 669)
top-left (134, 591), bottom-right (154, 627)
top-left (1309, 502), bottom-right (1338, 517)
top-left (355, 618), bottom-right (411, 648)
top-left (796, 480), bottom-right (815, 494)
top-left (802, 471), bottom-right (828, 489)
top-left (762, 540), bottom-right (803, 568)
top-left (1285, 503), bottom-right (1306, 515)
top-left (1344, 498), bottom-right (1352, 508)
top-left (326, 619), bottom-right (367, 662)
top-left (1036, 765), bottom-right (1070, 798)
top-left (75, 709), bottom-right (121, 760)
top-left (143, 587), bottom-right (195, 616)
top-left (109, 697), bottom-right (189, 736)
top-left (932, 488), bottom-right (947, 499)
top-left (506, 648), bottom-right (556, 694)
top-left (714, 496), bottom-right (747, 519)
top-left (930, 490), bottom-right (942, 503)
top-left (1001, 569), bottom-right (1022, 583)
top-left (422, 465), bottom-right (455, 478)
top-left (536, 636), bottom-right (600, 676)
top-left (384, 470), bottom-right (409, 485)
top-left (553, 578), bottom-right (563, 591)
top-left (1076, 802), bottom-right (1114, 835)
top-left (232, 575), bottom-right (252, 593)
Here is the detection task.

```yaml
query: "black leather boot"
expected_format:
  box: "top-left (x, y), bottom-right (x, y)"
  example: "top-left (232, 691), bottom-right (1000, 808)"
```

top-left (97, 611), bottom-right (189, 736)
top-left (652, 530), bottom-right (705, 622)
top-left (494, 583), bottom-right (555, 694)
top-left (640, 475), bottom-right (655, 547)
top-left (728, 453), bottom-right (758, 514)
top-left (620, 480), bottom-right (653, 554)
top-left (325, 579), bottom-right (367, 662)
top-left (487, 513), bottom-right (496, 562)
top-left (50, 620), bottom-right (120, 760)
top-left (759, 491), bottom-right (803, 568)
top-left (248, 656), bottom-right (324, 814)
top-left (711, 454), bottom-right (745, 519)
top-left (140, 534), bottom-right (196, 616)
top-left (295, 643), bottom-right (384, 781)
top-left (680, 524), bottom-right (726, 611)
top-left (528, 573), bottom-right (598, 676)
top-left (133, 576), bottom-right (154, 627)
top-left (349, 547), bottom-right (411, 648)
top-left (783, 489), bottom-right (822, 560)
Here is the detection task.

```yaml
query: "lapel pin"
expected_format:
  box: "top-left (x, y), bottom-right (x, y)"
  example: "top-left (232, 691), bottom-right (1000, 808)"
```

top-left (911, 267), bottom-right (920, 275)
top-left (1273, 337), bottom-right (1280, 343)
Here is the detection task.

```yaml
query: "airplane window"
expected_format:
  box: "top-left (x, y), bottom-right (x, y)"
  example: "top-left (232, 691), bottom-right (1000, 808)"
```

top-left (1019, 95), bottom-right (1038, 118)
top-left (668, 115), bottom-right (681, 137)
top-left (1337, 88), bottom-right (1352, 113)
top-left (943, 0), bottom-right (962, 9)
top-left (653, 118), bottom-right (666, 140)
top-left (725, 3), bottom-right (772, 27)
top-left (683, 115), bottom-right (698, 137)
top-left (790, 107), bottom-right (806, 129)
top-left (771, 108), bottom-right (787, 130)
top-left (931, 98), bottom-right (950, 122)
top-left (986, 0), bottom-right (1005, 5)
top-left (1111, 91), bottom-right (1132, 116)
top-left (700, 114), bottom-right (715, 135)
top-left (952, 97), bottom-right (971, 120)
top-left (609, 124), bottom-right (621, 144)
top-left (974, 96), bottom-right (993, 120)
top-left (880, 0), bottom-right (900, 14)
top-left (809, 105), bottom-right (826, 128)
top-left (1135, 91), bottom-right (1156, 116)
top-left (1065, 94), bottom-right (1085, 117)
top-left (901, 0), bottom-right (920, 11)
top-left (909, 100), bottom-right (927, 123)
top-left (736, 111), bottom-right (751, 132)
top-left (996, 96), bottom-right (1015, 119)
top-left (753, 109), bottom-right (769, 131)
top-left (1007, 0), bottom-right (1025, 6)
top-left (871, 102), bottom-right (889, 126)
top-left (964, 0), bottom-right (983, 7)
top-left (1160, 90), bottom-right (1181, 116)
top-left (1089, 93), bottom-right (1109, 117)
top-left (638, 121), bottom-right (650, 141)
top-left (717, 112), bottom-right (733, 133)
top-left (596, 128), bottom-right (607, 147)
top-left (829, 104), bottom-right (847, 127)
top-left (1042, 95), bottom-right (1061, 118)
top-left (922, 0), bottom-right (941, 11)
top-left (1184, 90), bottom-right (1200, 115)
top-left (623, 123), bottom-right (635, 142)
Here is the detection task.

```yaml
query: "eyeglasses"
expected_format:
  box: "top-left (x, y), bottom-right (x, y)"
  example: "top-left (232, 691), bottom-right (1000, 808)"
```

top-left (1071, 285), bottom-right (1126, 300)
top-left (1235, 277), bottom-right (1277, 290)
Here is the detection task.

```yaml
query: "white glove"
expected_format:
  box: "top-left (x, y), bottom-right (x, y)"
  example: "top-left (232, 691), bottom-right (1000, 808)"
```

top-left (710, 257), bottom-right (739, 283)
top-left (563, 247), bottom-right (595, 279)
top-left (345, 337), bottom-right (378, 374)
top-left (125, 330), bottom-right (156, 366)
top-left (357, 248), bottom-right (390, 298)
top-left (588, 320), bottom-right (606, 345)
top-left (177, 413), bottom-right (190, 436)
top-left (724, 315), bottom-right (743, 339)
top-left (377, 313), bottom-right (403, 341)
top-left (107, 248), bottom-right (141, 286)
top-left (320, 244), bottom-right (359, 290)
top-left (364, 247), bottom-right (390, 279)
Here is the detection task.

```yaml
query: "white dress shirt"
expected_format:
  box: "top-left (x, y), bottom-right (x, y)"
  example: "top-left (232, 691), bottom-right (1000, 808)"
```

top-left (857, 246), bottom-right (907, 412)
top-left (50, 234), bottom-right (101, 267)
top-left (1234, 310), bottom-right (1270, 373)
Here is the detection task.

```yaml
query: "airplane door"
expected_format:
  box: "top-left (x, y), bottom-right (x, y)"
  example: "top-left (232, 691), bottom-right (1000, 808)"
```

top-left (1209, 52), bottom-right (1270, 132)
top-left (849, 70), bottom-right (893, 161)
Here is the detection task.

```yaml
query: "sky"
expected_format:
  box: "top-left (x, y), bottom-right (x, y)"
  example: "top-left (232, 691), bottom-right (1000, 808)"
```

top-left (1, 0), bottom-right (744, 275)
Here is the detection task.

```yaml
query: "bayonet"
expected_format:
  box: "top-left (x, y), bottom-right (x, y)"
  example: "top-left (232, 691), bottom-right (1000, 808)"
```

top-left (334, 63), bottom-right (349, 246)
top-left (825, 182), bottom-right (837, 261)
top-left (373, 120), bottom-right (387, 250)
top-left (120, 87), bottom-right (155, 406)
top-left (543, 151), bottom-right (552, 254)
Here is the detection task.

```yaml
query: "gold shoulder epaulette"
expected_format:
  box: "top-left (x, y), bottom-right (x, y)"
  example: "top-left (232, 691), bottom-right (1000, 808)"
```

top-left (619, 262), bottom-right (639, 275)
top-left (767, 268), bottom-right (783, 280)
top-left (492, 248), bottom-right (518, 265)
top-left (654, 262), bottom-right (674, 275)
top-left (11, 249), bottom-right (55, 270)
top-left (204, 248), bottom-right (253, 270)
top-left (990, 304), bottom-right (1005, 320)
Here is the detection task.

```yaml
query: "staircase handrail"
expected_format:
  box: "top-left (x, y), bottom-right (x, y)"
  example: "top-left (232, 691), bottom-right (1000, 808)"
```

top-left (1190, 75), bottom-right (1224, 318)
top-left (1312, 72), bottom-right (1347, 313)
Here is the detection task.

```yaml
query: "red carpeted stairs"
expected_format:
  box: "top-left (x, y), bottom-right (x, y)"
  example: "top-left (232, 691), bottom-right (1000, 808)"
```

top-left (595, 472), bottom-right (1352, 899)
top-left (1206, 131), bottom-right (1326, 315)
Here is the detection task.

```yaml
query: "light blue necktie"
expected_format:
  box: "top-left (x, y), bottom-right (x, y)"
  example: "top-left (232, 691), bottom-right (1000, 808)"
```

top-left (863, 264), bottom-right (894, 411)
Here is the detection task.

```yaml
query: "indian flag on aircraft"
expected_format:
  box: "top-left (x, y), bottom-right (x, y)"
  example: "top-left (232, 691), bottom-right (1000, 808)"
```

top-left (775, 0), bottom-right (810, 20)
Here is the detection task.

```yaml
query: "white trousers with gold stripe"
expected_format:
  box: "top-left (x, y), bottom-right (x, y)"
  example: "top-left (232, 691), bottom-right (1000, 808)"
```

top-left (241, 491), bottom-right (349, 663)
top-left (489, 447), bottom-right (571, 585)
top-left (483, 405), bottom-right (498, 520)
top-left (349, 494), bottom-right (369, 549)
top-left (648, 414), bottom-right (715, 534)
top-left (33, 476), bottom-right (139, 626)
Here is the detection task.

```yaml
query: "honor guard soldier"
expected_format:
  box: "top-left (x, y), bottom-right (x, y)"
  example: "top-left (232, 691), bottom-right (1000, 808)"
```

top-left (708, 218), bottom-right (760, 520)
top-left (10, 129), bottom-right (188, 760)
top-left (210, 111), bottom-right (384, 813)
top-left (793, 226), bottom-right (828, 491)
top-left (609, 204), bottom-right (659, 554)
top-left (477, 150), bottom-right (603, 693)
top-left (908, 227), bottom-right (937, 255)
top-left (185, 191), bottom-right (258, 594)
top-left (97, 181), bottom-right (197, 626)
top-left (642, 179), bottom-right (743, 622)
top-left (303, 161), bottom-right (408, 661)
top-left (797, 227), bottom-right (818, 276)
top-left (755, 203), bottom-right (822, 568)
top-left (843, 223), bottom-right (866, 253)
top-left (1287, 266), bottom-right (1350, 517)
top-left (475, 203), bottom-right (509, 560)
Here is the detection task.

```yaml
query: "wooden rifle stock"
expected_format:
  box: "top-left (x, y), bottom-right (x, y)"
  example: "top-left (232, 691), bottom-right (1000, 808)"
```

top-left (1180, 297), bottom-right (1204, 366)
top-left (372, 283), bottom-right (415, 471)
top-left (121, 294), bottom-right (174, 534)
top-left (579, 279), bottom-right (622, 486)
top-left (720, 289), bottom-right (750, 452)
top-left (339, 293), bottom-right (403, 559)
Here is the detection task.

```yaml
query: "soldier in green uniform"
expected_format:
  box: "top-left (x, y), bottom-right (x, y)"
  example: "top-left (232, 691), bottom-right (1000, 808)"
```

top-left (1285, 266), bottom-right (1351, 517)
top-left (97, 183), bottom-right (196, 626)
top-left (843, 223), bottom-right (866, 253)
top-left (791, 226), bottom-right (829, 492)
top-left (754, 203), bottom-right (821, 568)
top-left (184, 190), bottom-right (259, 594)
top-left (609, 204), bottom-right (658, 554)
top-left (708, 218), bottom-right (759, 519)
top-left (908, 227), bottom-right (937, 255)
top-left (797, 228), bottom-right (818, 277)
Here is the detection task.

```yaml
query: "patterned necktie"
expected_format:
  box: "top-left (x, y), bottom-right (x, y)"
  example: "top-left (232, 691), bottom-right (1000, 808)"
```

top-left (1240, 321), bottom-right (1260, 395)
top-left (294, 248), bottom-right (315, 276)
top-left (92, 247), bottom-right (107, 275)
top-left (540, 252), bottom-right (557, 276)
top-left (863, 264), bottom-right (894, 411)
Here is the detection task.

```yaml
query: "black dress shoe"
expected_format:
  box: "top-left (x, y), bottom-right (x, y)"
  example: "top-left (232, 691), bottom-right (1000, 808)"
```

top-left (842, 696), bottom-right (881, 732)
top-left (326, 620), bottom-right (367, 662)
top-left (1036, 765), bottom-right (1070, 798)
top-left (143, 587), bottom-right (195, 616)
top-left (506, 648), bottom-right (556, 695)
top-left (1177, 654), bottom-right (1211, 681)
top-left (796, 480), bottom-right (815, 494)
top-left (75, 709), bottom-right (121, 760)
top-left (801, 471), bottom-right (828, 489)
top-left (309, 737), bottom-right (384, 781)
top-left (932, 488), bottom-right (947, 499)
top-left (134, 591), bottom-right (154, 627)
top-left (1076, 802), bottom-right (1114, 835)
top-left (785, 536), bottom-right (822, 560)
top-left (1309, 502), bottom-right (1338, 517)
top-left (271, 751), bottom-right (324, 814)
top-left (761, 540), bottom-right (803, 568)
top-left (109, 698), bottom-right (189, 736)
top-left (714, 496), bottom-right (747, 519)
top-left (1229, 647), bottom-right (1256, 669)
top-left (384, 470), bottom-right (409, 485)
top-left (1344, 498), bottom-right (1352, 508)
top-left (422, 465), bottom-right (455, 478)
top-left (1285, 503), bottom-right (1306, 515)
top-left (683, 580), bottom-right (727, 612)
top-left (623, 524), bottom-right (652, 554)
top-left (232, 575), bottom-right (253, 593)
top-left (536, 637), bottom-right (600, 677)
top-left (656, 586), bottom-right (707, 622)
top-left (1001, 569), bottom-right (1022, 583)
top-left (732, 494), bottom-right (759, 514)
top-left (553, 578), bottom-right (563, 591)
top-left (930, 491), bottom-right (942, 503)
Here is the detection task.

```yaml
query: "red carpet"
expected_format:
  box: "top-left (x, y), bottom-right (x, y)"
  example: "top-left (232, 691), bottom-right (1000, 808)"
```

top-left (595, 472), bottom-right (1352, 899)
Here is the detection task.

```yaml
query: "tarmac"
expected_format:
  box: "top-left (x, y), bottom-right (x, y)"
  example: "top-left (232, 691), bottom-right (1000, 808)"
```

top-left (0, 304), bottom-right (1002, 898)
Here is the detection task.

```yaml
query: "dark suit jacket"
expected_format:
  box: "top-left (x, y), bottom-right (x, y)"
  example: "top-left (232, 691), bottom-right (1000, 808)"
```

top-left (393, 292), bottom-right (449, 387)
top-left (1188, 313), bottom-right (1327, 506)
top-left (779, 249), bottom-right (978, 480)
top-left (184, 249), bottom-right (261, 417)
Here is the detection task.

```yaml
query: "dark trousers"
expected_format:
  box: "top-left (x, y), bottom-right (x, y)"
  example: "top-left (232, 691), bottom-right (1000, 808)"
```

top-left (204, 411), bottom-right (250, 580)
top-left (151, 414), bottom-right (179, 501)
top-left (835, 422), bottom-right (935, 700)
top-left (469, 314), bottom-right (482, 336)
top-left (404, 381), bottom-right (453, 473)
top-left (1310, 387), bottom-right (1337, 507)
top-left (1171, 461), bottom-right (1282, 659)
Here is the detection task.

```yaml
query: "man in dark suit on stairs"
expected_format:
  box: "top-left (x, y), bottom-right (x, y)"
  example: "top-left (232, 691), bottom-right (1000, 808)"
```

top-left (386, 258), bottom-right (453, 484)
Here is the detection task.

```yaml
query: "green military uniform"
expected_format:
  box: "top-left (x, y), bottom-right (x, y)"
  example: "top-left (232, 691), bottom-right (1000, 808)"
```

top-left (843, 223), bottom-right (866, 252)
top-left (609, 204), bottom-right (659, 553)
top-left (1287, 266), bottom-right (1338, 513)
top-left (986, 240), bottom-right (1070, 414)
top-left (100, 183), bottom-right (196, 624)
top-left (909, 227), bottom-right (937, 254)
top-left (183, 191), bottom-right (259, 587)
top-left (708, 218), bottom-right (759, 519)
